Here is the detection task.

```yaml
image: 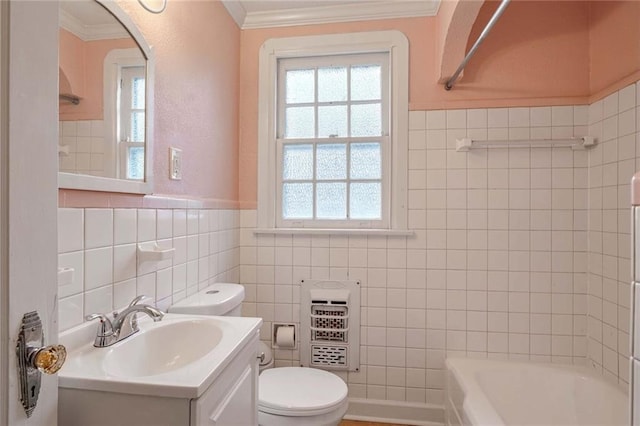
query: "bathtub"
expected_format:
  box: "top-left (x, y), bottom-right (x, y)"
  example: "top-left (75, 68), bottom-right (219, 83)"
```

top-left (445, 357), bottom-right (627, 426)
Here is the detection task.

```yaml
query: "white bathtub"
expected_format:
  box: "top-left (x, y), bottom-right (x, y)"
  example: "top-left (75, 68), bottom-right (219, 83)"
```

top-left (445, 357), bottom-right (628, 426)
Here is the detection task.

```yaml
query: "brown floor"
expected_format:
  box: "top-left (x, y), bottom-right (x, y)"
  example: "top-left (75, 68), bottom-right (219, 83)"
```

top-left (340, 421), bottom-right (409, 426)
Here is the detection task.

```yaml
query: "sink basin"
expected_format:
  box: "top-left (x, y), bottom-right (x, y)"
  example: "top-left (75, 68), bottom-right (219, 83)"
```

top-left (103, 318), bottom-right (223, 377)
top-left (59, 313), bottom-right (262, 399)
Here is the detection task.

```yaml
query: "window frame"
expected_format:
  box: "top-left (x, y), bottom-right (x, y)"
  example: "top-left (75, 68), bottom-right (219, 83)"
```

top-left (257, 31), bottom-right (409, 233)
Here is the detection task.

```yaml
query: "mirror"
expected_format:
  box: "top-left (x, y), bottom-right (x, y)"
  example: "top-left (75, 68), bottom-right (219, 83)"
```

top-left (58, 0), bottom-right (154, 194)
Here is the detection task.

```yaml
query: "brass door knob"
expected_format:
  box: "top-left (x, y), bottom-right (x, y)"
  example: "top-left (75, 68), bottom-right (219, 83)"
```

top-left (17, 311), bottom-right (67, 417)
top-left (29, 344), bottom-right (66, 374)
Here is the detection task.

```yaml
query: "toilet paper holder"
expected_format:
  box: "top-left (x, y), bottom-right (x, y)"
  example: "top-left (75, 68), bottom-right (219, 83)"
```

top-left (272, 323), bottom-right (297, 349)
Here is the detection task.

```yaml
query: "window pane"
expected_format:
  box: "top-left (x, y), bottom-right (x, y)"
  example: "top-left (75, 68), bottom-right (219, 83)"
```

top-left (316, 182), bottom-right (346, 219)
top-left (283, 144), bottom-right (313, 180)
top-left (286, 69), bottom-right (315, 104)
top-left (351, 103), bottom-right (381, 137)
top-left (283, 183), bottom-right (313, 219)
top-left (132, 77), bottom-right (145, 109)
top-left (130, 111), bottom-right (145, 142)
top-left (127, 147), bottom-right (144, 180)
top-left (316, 143), bottom-right (346, 180)
top-left (285, 106), bottom-right (314, 138)
top-left (318, 67), bottom-right (347, 103)
top-left (318, 105), bottom-right (347, 138)
top-left (350, 142), bottom-right (381, 179)
top-left (351, 65), bottom-right (381, 101)
top-left (350, 182), bottom-right (381, 219)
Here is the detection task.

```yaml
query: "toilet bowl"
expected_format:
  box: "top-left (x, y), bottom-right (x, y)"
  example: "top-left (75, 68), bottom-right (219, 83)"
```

top-left (169, 283), bottom-right (349, 426)
top-left (258, 366), bottom-right (348, 426)
top-left (257, 342), bottom-right (347, 426)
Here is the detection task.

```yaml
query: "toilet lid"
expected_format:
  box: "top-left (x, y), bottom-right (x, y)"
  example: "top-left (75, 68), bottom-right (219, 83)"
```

top-left (258, 367), bottom-right (348, 416)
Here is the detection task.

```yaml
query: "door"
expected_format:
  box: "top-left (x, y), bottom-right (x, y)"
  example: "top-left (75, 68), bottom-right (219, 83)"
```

top-left (1, 1), bottom-right (60, 425)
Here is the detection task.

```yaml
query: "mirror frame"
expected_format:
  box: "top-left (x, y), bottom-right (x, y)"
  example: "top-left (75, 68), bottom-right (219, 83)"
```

top-left (58, 0), bottom-right (155, 194)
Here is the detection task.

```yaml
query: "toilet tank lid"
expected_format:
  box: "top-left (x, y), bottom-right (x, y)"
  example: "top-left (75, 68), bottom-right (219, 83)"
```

top-left (168, 283), bottom-right (244, 315)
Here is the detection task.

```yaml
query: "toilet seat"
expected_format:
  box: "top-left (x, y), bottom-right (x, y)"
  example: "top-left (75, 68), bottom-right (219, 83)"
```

top-left (258, 367), bottom-right (348, 417)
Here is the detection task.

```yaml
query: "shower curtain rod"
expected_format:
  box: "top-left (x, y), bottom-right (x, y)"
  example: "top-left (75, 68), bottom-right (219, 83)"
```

top-left (444, 0), bottom-right (511, 91)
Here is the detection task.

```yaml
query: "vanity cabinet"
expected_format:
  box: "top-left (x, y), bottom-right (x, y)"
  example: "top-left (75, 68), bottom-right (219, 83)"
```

top-left (191, 334), bottom-right (258, 425)
top-left (59, 333), bottom-right (259, 426)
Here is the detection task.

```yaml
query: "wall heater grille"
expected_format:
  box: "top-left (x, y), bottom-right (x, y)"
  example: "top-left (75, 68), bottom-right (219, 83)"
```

top-left (300, 280), bottom-right (360, 371)
top-left (311, 305), bottom-right (348, 342)
top-left (311, 345), bottom-right (348, 367)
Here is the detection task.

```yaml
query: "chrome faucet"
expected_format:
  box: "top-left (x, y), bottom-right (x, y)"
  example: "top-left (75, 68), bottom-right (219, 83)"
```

top-left (85, 295), bottom-right (164, 347)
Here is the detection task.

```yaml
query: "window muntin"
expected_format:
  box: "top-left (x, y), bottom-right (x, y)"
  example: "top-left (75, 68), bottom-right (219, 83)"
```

top-left (276, 53), bottom-right (389, 228)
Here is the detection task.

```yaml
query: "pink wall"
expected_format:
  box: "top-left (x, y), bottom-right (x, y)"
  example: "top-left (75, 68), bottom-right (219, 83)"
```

top-left (445, 0), bottom-right (591, 107)
top-left (117, 0), bottom-right (240, 203)
top-left (60, 0), bottom-right (241, 206)
top-left (435, 0), bottom-right (483, 84)
top-left (59, 29), bottom-right (137, 121)
top-left (61, 0), bottom-right (640, 209)
top-left (237, 1), bottom-right (594, 205)
top-left (59, 29), bottom-right (84, 98)
top-left (589, 1), bottom-right (640, 101)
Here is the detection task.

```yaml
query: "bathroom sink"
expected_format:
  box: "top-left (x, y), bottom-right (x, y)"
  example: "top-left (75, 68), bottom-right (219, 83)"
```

top-left (59, 313), bottom-right (262, 398)
top-left (103, 318), bottom-right (224, 377)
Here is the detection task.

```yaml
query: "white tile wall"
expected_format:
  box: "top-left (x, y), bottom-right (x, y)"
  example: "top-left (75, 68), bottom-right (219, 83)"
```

top-left (59, 120), bottom-right (107, 176)
top-left (58, 86), bottom-right (639, 406)
top-left (240, 103), bottom-right (592, 405)
top-left (85, 209), bottom-right (113, 249)
top-left (57, 208), bottom-right (240, 331)
top-left (587, 82), bottom-right (639, 385)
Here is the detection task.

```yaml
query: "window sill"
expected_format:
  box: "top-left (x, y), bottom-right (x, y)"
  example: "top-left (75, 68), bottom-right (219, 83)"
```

top-left (253, 228), bottom-right (414, 237)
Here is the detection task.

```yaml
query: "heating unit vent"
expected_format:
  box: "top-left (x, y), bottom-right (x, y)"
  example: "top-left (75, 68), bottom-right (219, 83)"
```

top-left (311, 345), bottom-right (348, 367)
top-left (300, 280), bottom-right (360, 371)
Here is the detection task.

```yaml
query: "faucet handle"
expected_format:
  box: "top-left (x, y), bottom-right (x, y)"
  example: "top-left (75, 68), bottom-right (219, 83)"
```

top-left (85, 313), bottom-right (113, 332)
top-left (85, 313), bottom-right (110, 324)
top-left (85, 314), bottom-right (115, 347)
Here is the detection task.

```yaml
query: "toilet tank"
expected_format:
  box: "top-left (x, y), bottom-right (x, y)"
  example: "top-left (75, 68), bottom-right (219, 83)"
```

top-left (168, 283), bottom-right (245, 316)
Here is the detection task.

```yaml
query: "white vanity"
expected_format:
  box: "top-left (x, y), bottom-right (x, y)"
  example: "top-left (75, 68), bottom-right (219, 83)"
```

top-left (58, 314), bottom-right (262, 425)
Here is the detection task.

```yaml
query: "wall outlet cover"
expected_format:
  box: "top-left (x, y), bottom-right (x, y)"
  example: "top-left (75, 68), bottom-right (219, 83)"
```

top-left (169, 147), bottom-right (182, 180)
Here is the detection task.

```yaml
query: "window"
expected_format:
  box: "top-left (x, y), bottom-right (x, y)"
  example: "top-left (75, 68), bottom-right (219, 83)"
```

top-left (277, 54), bottom-right (388, 228)
top-left (103, 48), bottom-right (146, 182)
top-left (119, 66), bottom-right (145, 180)
top-left (257, 31), bottom-right (408, 233)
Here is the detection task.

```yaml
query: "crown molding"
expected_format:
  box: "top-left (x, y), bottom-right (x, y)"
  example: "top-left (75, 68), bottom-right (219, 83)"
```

top-left (59, 9), bottom-right (130, 41)
top-left (221, 0), bottom-right (247, 29)
top-left (227, 0), bottom-right (440, 29)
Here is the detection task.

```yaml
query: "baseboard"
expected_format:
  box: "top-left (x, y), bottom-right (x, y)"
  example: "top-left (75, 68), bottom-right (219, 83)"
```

top-left (344, 398), bottom-right (444, 426)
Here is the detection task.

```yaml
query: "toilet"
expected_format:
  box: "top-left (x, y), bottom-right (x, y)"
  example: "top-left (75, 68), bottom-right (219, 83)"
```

top-left (169, 283), bottom-right (349, 426)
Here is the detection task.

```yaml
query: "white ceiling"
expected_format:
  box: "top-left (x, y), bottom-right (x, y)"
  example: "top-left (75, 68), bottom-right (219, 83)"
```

top-left (222, 0), bottom-right (441, 29)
